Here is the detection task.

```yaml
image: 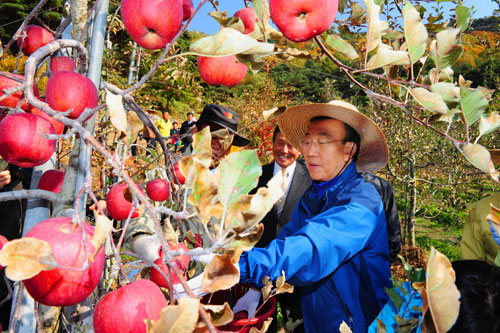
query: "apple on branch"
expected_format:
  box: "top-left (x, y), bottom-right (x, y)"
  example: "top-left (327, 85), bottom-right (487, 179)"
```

top-left (17, 25), bottom-right (54, 56)
top-left (270, 0), bottom-right (339, 42)
top-left (106, 183), bottom-right (142, 220)
top-left (120, 0), bottom-right (183, 50)
top-left (146, 178), bottom-right (170, 202)
top-left (38, 169), bottom-right (65, 194)
top-left (0, 113), bottom-right (56, 168)
top-left (198, 55), bottom-right (248, 87)
top-left (234, 7), bottom-right (259, 34)
top-left (45, 71), bottom-right (99, 120)
top-left (0, 72), bottom-right (40, 111)
top-left (93, 279), bottom-right (167, 333)
top-left (150, 242), bottom-right (190, 288)
top-left (23, 217), bottom-right (105, 306)
top-left (182, 0), bottom-right (194, 21)
top-left (50, 56), bottom-right (76, 73)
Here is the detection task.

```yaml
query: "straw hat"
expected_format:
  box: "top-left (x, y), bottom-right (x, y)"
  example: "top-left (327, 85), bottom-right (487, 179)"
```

top-left (278, 101), bottom-right (388, 172)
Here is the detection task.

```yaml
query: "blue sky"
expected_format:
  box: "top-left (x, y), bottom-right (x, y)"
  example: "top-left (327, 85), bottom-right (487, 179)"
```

top-left (187, 0), bottom-right (497, 35)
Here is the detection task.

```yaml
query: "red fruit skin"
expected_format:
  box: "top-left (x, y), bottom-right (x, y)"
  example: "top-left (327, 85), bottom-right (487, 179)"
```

top-left (172, 162), bottom-right (185, 185)
top-left (30, 106), bottom-right (65, 135)
top-left (0, 113), bottom-right (56, 168)
top-left (50, 56), bottom-right (76, 73)
top-left (157, 242), bottom-right (190, 269)
top-left (149, 257), bottom-right (183, 288)
top-left (0, 235), bottom-right (8, 269)
top-left (38, 170), bottom-right (65, 194)
top-left (17, 25), bottom-right (54, 56)
top-left (146, 179), bottom-right (170, 202)
top-left (45, 71), bottom-right (98, 120)
top-left (234, 8), bottom-right (259, 34)
top-left (182, 0), bottom-right (194, 21)
top-left (269, 0), bottom-right (339, 42)
top-left (0, 72), bottom-right (40, 111)
top-left (120, 0), bottom-right (183, 50)
top-left (93, 279), bottom-right (167, 333)
top-left (23, 217), bottom-right (105, 306)
top-left (198, 55), bottom-right (248, 87)
top-left (184, 233), bottom-right (203, 248)
top-left (106, 183), bottom-right (141, 220)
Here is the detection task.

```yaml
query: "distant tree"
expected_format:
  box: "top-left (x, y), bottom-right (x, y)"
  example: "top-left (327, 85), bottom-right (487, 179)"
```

top-left (470, 16), bottom-right (500, 32)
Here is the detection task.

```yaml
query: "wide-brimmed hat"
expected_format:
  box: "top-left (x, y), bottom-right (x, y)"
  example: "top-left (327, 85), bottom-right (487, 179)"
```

top-left (278, 101), bottom-right (388, 172)
top-left (195, 104), bottom-right (250, 147)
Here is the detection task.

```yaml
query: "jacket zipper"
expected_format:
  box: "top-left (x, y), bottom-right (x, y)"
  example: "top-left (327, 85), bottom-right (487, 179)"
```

top-left (331, 280), bottom-right (354, 329)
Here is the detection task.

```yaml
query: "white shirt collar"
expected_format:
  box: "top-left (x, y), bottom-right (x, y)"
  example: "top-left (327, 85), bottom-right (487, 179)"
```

top-left (273, 161), bottom-right (296, 193)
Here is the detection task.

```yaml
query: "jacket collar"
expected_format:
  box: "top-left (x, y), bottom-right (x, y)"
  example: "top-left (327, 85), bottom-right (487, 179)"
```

top-left (310, 162), bottom-right (358, 200)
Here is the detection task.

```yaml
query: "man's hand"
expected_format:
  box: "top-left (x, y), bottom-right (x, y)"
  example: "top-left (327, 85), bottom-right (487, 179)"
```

top-left (0, 170), bottom-right (11, 190)
top-left (488, 220), bottom-right (500, 247)
top-left (233, 288), bottom-right (261, 318)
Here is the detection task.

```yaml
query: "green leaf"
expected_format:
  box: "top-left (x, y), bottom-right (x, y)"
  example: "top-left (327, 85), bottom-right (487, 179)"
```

top-left (324, 34), bottom-right (358, 60)
top-left (385, 287), bottom-right (403, 310)
top-left (462, 144), bottom-right (499, 180)
top-left (430, 28), bottom-right (464, 69)
top-left (479, 112), bottom-right (500, 137)
top-left (456, 2), bottom-right (471, 33)
top-left (430, 82), bottom-right (460, 104)
top-left (217, 150), bottom-right (261, 210)
top-left (189, 28), bottom-right (275, 56)
top-left (363, 0), bottom-right (389, 52)
top-left (403, 2), bottom-right (428, 64)
top-left (366, 44), bottom-right (409, 70)
top-left (461, 87), bottom-right (489, 125)
top-left (410, 87), bottom-right (450, 115)
top-left (338, 0), bottom-right (348, 13)
top-left (398, 255), bottom-right (426, 283)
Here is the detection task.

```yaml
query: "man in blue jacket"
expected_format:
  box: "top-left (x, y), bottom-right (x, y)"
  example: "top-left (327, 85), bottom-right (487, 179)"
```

top-left (238, 101), bottom-right (392, 332)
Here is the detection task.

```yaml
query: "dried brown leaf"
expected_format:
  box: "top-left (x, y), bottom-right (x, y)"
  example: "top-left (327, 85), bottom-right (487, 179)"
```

top-left (90, 215), bottom-right (113, 259)
top-left (198, 302), bottom-right (233, 327)
top-left (418, 248), bottom-right (461, 333)
top-left (145, 298), bottom-right (199, 333)
top-left (201, 254), bottom-right (239, 293)
top-left (339, 321), bottom-right (353, 333)
top-left (226, 224), bottom-right (264, 261)
top-left (0, 238), bottom-right (58, 281)
top-left (249, 317), bottom-right (273, 333)
top-left (261, 276), bottom-right (272, 299)
top-left (276, 283), bottom-right (294, 296)
top-left (126, 110), bottom-right (144, 144)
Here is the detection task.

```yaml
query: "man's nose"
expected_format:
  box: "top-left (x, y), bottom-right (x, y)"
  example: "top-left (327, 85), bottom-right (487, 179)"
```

top-left (281, 144), bottom-right (289, 154)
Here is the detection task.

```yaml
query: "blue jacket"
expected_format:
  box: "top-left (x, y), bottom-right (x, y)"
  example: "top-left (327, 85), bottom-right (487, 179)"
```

top-left (239, 163), bottom-right (392, 332)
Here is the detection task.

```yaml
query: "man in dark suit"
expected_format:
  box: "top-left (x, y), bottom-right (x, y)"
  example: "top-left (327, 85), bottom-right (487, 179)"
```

top-left (252, 126), bottom-right (312, 332)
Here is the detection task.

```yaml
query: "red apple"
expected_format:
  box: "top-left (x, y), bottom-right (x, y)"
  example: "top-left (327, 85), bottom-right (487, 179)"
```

top-left (45, 71), bottom-right (98, 120)
top-left (0, 113), bottom-right (56, 168)
top-left (30, 105), bottom-right (65, 135)
top-left (93, 279), bottom-right (167, 333)
top-left (106, 183), bottom-right (141, 220)
top-left (38, 170), bottom-right (65, 194)
top-left (172, 161), bottom-right (185, 185)
top-left (23, 217), bottom-right (105, 306)
top-left (184, 233), bottom-right (203, 249)
top-left (146, 179), bottom-right (170, 202)
top-left (150, 242), bottom-right (190, 288)
top-left (269, 0), bottom-right (339, 42)
top-left (182, 0), bottom-right (194, 21)
top-left (158, 242), bottom-right (190, 269)
top-left (0, 235), bottom-right (8, 269)
top-left (234, 8), bottom-right (259, 34)
top-left (17, 25), bottom-right (54, 56)
top-left (198, 55), bottom-right (248, 87)
top-left (50, 56), bottom-right (76, 73)
top-left (120, 0), bottom-right (183, 50)
top-left (0, 72), bottom-right (40, 111)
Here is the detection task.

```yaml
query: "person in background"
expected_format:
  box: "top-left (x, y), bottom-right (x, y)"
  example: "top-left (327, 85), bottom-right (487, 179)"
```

top-left (251, 125), bottom-right (312, 331)
top-left (170, 121), bottom-right (180, 150)
top-left (143, 109), bottom-right (160, 156)
top-left (155, 110), bottom-right (172, 140)
top-left (461, 192), bottom-right (500, 264)
top-left (179, 111), bottom-right (196, 153)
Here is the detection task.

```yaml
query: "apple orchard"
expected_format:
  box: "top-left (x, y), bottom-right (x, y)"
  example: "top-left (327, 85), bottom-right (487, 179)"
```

top-left (0, 0), bottom-right (497, 332)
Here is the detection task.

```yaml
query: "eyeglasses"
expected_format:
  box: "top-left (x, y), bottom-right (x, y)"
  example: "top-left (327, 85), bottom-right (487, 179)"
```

top-left (299, 138), bottom-right (344, 150)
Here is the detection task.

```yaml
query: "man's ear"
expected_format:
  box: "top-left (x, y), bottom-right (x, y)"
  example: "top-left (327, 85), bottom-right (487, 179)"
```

top-left (344, 142), bottom-right (357, 158)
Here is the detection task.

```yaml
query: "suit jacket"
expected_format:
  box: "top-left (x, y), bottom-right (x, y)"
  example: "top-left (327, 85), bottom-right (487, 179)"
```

top-left (254, 160), bottom-right (312, 248)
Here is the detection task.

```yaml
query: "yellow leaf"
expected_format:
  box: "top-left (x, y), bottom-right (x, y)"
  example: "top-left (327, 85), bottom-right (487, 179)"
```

top-left (145, 298), bottom-right (199, 333)
top-left (126, 110), bottom-right (144, 145)
top-left (0, 238), bottom-right (58, 281)
top-left (188, 160), bottom-right (222, 222)
top-left (418, 248), bottom-right (461, 333)
top-left (197, 302), bottom-right (233, 328)
top-left (90, 215), bottom-right (113, 259)
top-left (201, 254), bottom-right (239, 293)
top-left (363, 0), bottom-right (389, 52)
top-left (106, 89), bottom-right (128, 134)
top-left (462, 143), bottom-right (499, 181)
